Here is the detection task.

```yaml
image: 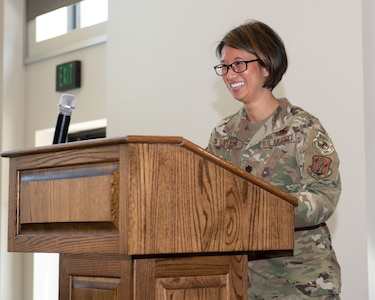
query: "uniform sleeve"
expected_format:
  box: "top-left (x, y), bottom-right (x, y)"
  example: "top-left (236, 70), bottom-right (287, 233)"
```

top-left (206, 126), bottom-right (232, 162)
top-left (292, 119), bottom-right (341, 228)
top-left (207, 128), bottom-right (217, 153)
top-left (206, 118), bottom-right (231, 159)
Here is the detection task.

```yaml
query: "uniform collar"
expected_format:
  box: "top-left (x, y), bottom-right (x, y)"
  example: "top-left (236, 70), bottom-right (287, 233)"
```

top-left (224, 98), bottom-right (293, 146)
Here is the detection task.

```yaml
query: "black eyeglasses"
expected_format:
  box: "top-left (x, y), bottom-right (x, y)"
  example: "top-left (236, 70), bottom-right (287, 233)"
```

top-left (213, 59), bottom-right (260, 76)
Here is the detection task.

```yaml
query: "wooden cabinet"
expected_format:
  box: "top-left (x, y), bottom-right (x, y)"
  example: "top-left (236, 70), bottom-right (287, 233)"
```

top-left (2, 136), bottom-right (297, 299)
top-left (59, 254), bottom-right (247, 299)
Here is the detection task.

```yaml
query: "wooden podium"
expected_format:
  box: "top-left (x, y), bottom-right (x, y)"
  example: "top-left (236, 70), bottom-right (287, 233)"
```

top-left (1, 136), bottom-right (297, 300)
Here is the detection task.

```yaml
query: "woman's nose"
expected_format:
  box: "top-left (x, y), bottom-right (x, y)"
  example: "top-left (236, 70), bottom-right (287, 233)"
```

top-left (226, 67), bottom-right (236, 79)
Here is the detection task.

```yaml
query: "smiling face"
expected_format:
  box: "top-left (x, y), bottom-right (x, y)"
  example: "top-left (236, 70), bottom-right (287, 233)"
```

top-left (220, 46), bottom-right (270, 104)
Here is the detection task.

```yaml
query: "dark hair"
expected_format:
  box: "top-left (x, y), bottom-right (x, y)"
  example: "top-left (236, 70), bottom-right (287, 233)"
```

top-left (216, 20), bottom-right (288, 90)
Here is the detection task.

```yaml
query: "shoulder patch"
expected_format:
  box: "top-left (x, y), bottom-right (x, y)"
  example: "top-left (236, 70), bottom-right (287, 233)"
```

top-left (312, 132), bottom-right (335, 155)
top-left (308, 155), bottom-right (333, 179)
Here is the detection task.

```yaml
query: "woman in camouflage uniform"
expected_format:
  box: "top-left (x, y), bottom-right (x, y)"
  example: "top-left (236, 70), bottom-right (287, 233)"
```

top-left (208, 20), bottom-right (341, 299)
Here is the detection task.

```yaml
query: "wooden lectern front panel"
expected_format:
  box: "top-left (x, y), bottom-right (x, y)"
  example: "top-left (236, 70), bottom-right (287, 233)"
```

top-left (4, 136), bottom-right (296, 254)
top-left (19, 163), bottom-right (119, 224)
top-left (7, 145), bottom-right (121, 253)
top-left (127, 142), bottom-right (295, 255)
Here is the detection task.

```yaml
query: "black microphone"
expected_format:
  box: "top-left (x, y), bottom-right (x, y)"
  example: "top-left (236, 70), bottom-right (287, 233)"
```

top-left (52, 94), bottom-right (76, 144)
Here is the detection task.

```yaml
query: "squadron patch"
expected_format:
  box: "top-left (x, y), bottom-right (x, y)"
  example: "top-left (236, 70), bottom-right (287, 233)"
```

top-left (313, 132), bottom-right (334, 155)
top-left (308, 155), bottom-right (333, 179)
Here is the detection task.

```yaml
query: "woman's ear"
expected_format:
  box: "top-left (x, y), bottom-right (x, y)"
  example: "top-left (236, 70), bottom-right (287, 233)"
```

top-left (262, 66), bottom-right (270, 78)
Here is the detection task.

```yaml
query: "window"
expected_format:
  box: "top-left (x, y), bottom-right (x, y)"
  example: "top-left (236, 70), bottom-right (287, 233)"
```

top-left (26, 0), bottom-right (108, 64)
top-left (35, 7), bottom-right (68, 42)
top-left (35, 0), bottom-right (108, 42)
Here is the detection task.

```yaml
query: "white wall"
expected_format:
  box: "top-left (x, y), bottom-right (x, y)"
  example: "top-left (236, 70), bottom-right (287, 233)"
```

top-left (107, 1), bottom-right (368, 299)
top-left (0, 0), bottom-right (27, 300)
top-left (363, 0), bottom-right (375, 299)
top-left (0, 0), bottom-right (372, 299)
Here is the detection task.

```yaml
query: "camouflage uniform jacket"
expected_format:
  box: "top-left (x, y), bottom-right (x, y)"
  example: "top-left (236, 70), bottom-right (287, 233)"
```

top-left (207, 98), bottom-right (341, 299)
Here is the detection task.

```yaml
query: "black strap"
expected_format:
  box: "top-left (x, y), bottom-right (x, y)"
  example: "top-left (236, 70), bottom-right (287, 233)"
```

top-left (295, 222), bottom-right (326, 232)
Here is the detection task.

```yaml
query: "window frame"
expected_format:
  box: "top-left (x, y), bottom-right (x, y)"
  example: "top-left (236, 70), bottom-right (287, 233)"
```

top-left (25, 2), bottom-right (107, 65)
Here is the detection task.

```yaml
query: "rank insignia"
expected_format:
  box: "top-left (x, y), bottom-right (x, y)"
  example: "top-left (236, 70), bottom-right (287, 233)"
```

top-left (275, 127), bottom-right (290, 136)
top-left (313, 132), bottom-right (334, 155)
top-left (308, 155), bottom-right (333, 179)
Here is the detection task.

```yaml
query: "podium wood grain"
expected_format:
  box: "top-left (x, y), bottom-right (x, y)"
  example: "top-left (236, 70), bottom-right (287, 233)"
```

top-left (2, 136), bottom-right (297, 299)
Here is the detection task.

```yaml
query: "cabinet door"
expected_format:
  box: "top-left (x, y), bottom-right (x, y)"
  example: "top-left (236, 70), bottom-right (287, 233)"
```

top-left (59, 253), bottom-right (133, 300)
top-left (135, 255), bottom-right (248, 300)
